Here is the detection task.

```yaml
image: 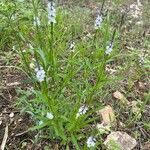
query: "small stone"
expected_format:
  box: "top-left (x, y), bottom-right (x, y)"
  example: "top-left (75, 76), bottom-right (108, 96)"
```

top-left (0, 120), bottom-right (2, 125)
top-left (18, 118), bottom-right (23, 122)
top-left (104, 131), bottom-right (137, 150)
top-left (9, 112), bottom-right (14, 118)
top-left (98, 105), bottom-right (116, 126)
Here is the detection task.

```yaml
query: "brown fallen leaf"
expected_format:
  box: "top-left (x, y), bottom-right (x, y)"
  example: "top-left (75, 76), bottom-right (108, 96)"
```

top-left (143, 142), bottom-right (150, 149)
top-left (104, 131), bottom-right (137, 150)
top-left (53, 143), bottom-right (59, 150)
top-left (113, 91), bottom-right (130, 104)
top-left (98, 105), bottom-right (116, 126)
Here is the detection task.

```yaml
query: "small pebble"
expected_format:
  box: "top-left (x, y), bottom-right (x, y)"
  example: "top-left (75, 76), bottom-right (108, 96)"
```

top-left (18, 118), bottom-right (23, 122)
top-left (0, 120), bottom-right (2, 125)
top-left (9, 112), bottom-right (14, 118)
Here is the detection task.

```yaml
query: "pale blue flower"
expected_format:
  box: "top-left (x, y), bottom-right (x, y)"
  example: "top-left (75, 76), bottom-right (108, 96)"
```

top-left (106, 43), bottom-right (113, 55)
top-left (35, 67), bottom-right (45, 82)
top-left (69, 41), bottom-right (75, 52)
top-left (86, 136), bottom-right (96, 148)
top-left (39, 120), bottom-right (43, 125)
top-left (95, 14), bottom-right (103, 29)
top-left (76, 105), bottom-right (88, 118)
top-left (48, 1), bottom-right (56, 24)
top-left (46, 112), bottom-right (54, 119)
top-left (34, 16), bottom-right (40, 26)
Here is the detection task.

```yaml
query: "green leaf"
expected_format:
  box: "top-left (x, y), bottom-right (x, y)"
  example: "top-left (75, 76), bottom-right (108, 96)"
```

top-left (36, 47), bottom-right (47, 67)
top-left (71, 134), bottom-right (80, 150)
top-left (144, 123), bottom-right (150, 131)
top-left (29, 122), bottom-right (48, 131)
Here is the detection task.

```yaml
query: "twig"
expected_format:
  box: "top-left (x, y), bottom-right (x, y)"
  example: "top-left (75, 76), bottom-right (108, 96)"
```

top-left (1, 123), bottom-right (8, 150)
top-left (2, 111), bottom-right (20, 115)
top-left (15, 130), bottom-right (29, 137)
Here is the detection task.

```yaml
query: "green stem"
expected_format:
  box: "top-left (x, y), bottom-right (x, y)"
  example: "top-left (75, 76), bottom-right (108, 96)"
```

top-left (8, 16), bottom-right (30, 74)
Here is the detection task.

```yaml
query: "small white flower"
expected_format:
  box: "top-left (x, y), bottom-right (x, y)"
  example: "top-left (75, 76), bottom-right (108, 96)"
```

top-left (95, 14), bottom-right (103, 29)
top-left (106, 43), bottom-right (113, 55)
top-left (76, 105), bottom-right (88, 118)
top-left (69, 42), bottom-right (75, 52)
top-left (35, 67), bottom-right (45, 82)
top-left (86, 33), bottom-right (92, 38)
top-left (12, 46), bottom-right (16, 51)
top-left (22, 49), bottom-right (26, 53)
top-left (29, 87), bottom-right (34, 92)
top-left (136, 21), bottom-right (143, 25)
top-left (48, 1), bottom-right (56, 24)
top-left (33, 16), bottom-right (40, 26)
top-left (11, 14), bottom-right (16, 20)
top-left (39, 120), bottom-right (43, 125)
top-left (29, 44), bottom-right (34, 50)
top-left (34, 67), bottom-right (39, 72)
top-left (137, 0), bottom-right (142, 7)
top-left (46, 112), bottom-right (54, 120)
top-left (139, 56), bottom-right (144, 65)
top-left (70, 42), bottom-right (75, 49)
top-left (30, 62), bottom-right (35, 69)
top-left (86, 136), bottom-right (96, 148)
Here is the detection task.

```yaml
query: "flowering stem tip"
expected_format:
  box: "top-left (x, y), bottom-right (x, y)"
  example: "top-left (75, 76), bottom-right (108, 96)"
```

top-left (48, 1), bottom-right (56, 24)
